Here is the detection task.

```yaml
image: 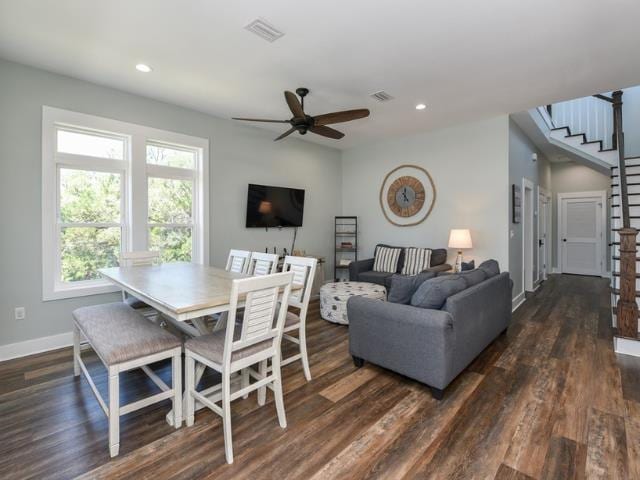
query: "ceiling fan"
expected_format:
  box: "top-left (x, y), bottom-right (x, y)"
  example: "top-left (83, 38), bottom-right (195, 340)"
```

top-left (232, 88), bottom-right (370, 141)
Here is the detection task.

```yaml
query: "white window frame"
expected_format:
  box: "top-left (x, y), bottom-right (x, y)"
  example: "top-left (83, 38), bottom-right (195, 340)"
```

top-left (42, 107), bottom-right (209, 301)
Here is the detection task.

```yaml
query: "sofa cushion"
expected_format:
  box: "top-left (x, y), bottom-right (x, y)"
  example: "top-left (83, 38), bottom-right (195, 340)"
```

top-left (430, 248), bottom-right (447, 267)
top-left (401, 247), bottom-right (432, 276)
top-left (410, 275), bottom-right (467, 310)
top-left (478, 259), bottom-right (500, 278)
top-left (373, 245), bottom-right (403, 273)
top-left (458, 268), bottom-right (487, 287)
top-left (358, 270), bottom-right (393, 287)
top-left (388, 271), bottom-right (437, 304)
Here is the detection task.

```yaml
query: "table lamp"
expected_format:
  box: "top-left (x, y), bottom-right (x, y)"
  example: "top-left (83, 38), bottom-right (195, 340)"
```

top-left (448, 229), bottom-right (472, 272)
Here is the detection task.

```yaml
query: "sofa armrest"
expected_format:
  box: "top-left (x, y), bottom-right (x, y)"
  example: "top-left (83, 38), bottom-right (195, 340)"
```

top-left (423, 263), bottom-right (452, 273)
top-left (347, 296), bottom-right (455, 389)
top-left (349, 258), bottom-right (375, 281)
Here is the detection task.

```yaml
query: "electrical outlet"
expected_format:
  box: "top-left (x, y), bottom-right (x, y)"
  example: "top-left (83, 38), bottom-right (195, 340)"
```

top-left (14, 307), bottom-right (25, 320)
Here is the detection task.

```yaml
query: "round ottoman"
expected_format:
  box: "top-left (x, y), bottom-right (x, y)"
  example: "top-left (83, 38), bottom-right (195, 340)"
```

top-left (319, 281), bottom-right (387, 325)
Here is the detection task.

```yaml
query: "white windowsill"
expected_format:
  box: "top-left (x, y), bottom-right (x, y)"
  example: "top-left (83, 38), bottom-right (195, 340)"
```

top-left (43, 281), bottom-right (120, 301)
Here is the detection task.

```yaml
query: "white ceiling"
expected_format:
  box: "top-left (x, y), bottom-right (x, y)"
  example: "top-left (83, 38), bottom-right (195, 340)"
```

top-left (1, 0), bottom-right (640, 149)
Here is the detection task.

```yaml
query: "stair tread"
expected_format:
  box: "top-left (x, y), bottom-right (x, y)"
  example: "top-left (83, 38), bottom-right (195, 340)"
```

top-left (612, 271), bottom-right (640, 278)
top-left (611, 288), bottom-right (640, 297)
top-left (611, 204), bottom-right (640, 207)
top-left (611, 183), bottom-right (640, 186)
top-left (611, 174), bottom-right (640, 178)
top-left (612, 256), bottom-right (640, 261)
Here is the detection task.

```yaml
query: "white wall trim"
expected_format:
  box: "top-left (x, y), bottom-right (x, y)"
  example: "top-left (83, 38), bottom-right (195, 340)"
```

top-left (0, 331), bottom-right (73, 362)
top-left (614, 337), bottom-right (640, 357)
top-left (522, 177), bottom-right (535, 292)
top-left (512, 291), bottom-right (526, 312)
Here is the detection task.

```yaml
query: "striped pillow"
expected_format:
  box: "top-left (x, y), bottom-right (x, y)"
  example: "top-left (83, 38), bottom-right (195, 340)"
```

top-left (373, 246), bottom-right (402, 273)
top-left (401, 247), bottom-right (432, 276)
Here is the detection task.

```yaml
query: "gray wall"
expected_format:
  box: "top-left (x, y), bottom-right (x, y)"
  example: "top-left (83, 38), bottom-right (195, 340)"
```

top-left (622, 85), bottom-right (640, 158)
top-left (0, 58), bottom-right (342, 348)
top-left (341, 115), bottom-right (510, 270)
top-left (549, 161), bottom-right (611, 270)
top-left (508, 119), bottom-right (551, 299)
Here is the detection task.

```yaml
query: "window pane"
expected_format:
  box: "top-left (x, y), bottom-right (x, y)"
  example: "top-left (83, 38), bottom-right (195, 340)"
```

top-left (57, 129), bottom-right (124, 160)
top-left (147, 144), bottom-right (195, 169)
top-left (149, 226), bottom-right (192, 263)
top-left (60, 169), bottom-right (121, 223)
top-left (148, 177), bottom-right (192, 223)
top-left (60, 227), bottom-right (121, 282)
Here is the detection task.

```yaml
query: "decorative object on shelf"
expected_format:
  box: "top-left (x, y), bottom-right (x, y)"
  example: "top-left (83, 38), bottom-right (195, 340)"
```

top-left (334, 216), bottom-right (358, 281)
top-left (512, 184), bottom-right (521, 224)
top-left (448, 229), bottom-right (473, 273)
top-left (379, 165), bottom-right (436, 227)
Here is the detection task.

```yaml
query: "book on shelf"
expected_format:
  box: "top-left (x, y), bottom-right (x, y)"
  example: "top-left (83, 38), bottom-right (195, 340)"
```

top-left (338, 259), bottom-right (352, 266)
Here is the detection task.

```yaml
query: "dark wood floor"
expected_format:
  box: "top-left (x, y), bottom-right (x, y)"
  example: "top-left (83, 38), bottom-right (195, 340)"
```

top-left (1, 274), bottom-right (639, 479)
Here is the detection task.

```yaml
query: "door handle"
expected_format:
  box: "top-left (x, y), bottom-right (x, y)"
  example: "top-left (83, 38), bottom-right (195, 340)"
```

top-left (539, 239), bottom-right (544, 246)
top-left (563, 238), bottom-right (567, 242)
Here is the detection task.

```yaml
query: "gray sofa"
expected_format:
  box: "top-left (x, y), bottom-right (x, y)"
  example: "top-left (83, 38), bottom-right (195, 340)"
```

top-left (347, 268), bottom-right (511, 399)
top-left (348, 244), bottom-right (451, 288)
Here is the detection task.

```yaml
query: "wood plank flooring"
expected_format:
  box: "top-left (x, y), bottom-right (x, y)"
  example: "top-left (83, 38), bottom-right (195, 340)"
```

top-left (1, 274), bottom-right (639, 479)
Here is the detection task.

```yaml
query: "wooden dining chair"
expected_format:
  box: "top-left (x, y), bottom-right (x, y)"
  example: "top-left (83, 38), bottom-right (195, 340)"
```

top-left (256, 256), bottom-right (317, 406)
top-left (225, 249), bottom-right (251, 274)
top-left (119, 251), bottom-right (161, 314)
top-left (247, 252), bottom-right (279, 276)
top-left (184, 271), bottom-right (294, 464)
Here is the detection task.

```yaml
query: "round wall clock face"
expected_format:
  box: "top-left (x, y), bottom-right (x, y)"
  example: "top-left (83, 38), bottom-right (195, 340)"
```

top-left (380, 165), bottom-right (436, 227)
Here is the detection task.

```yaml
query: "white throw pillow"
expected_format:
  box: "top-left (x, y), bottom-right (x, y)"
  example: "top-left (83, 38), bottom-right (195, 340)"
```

top-left (373, 246), bottom-right (402, 273)
top-left (401, 247), bottom-right (432, 276)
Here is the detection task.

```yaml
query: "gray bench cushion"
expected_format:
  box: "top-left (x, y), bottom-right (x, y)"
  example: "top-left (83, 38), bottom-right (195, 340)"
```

top-left (73, 302), bottom-right (181, 366)
top-left (185, 328), bottom-right (271, 364)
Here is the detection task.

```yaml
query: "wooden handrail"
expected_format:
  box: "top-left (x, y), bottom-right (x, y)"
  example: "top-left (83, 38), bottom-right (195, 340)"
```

top-left (611, 89), bottom-right (639, 338)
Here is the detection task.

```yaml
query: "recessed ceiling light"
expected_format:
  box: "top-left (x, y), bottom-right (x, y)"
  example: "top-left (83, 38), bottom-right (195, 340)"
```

top-left (415, 103), bottom-right (427, 110)
top-left (135, 63), bottom-right (152, 73)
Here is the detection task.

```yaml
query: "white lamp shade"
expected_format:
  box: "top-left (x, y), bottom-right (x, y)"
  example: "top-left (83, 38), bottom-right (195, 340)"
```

top-left (448, 229), bottom-right (472, 249)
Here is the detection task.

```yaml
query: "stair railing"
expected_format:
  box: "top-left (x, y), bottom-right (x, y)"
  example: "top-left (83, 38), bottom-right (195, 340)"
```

top-left (609, 90), bottom-right (640, 338)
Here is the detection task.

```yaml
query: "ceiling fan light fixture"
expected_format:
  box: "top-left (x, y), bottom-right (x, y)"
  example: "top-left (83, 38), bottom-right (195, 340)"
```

top-left (135, 63), bottom-right (152, 73)
top-left (415, 103), bottom-right (427, 110)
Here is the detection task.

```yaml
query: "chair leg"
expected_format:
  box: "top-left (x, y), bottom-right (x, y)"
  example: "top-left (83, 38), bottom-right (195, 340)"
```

top-left (242, 368), bottom-right (249, 399)
top-left (222, 372), bottom-right (234, 464)
top-left (185, 354), bottom-right (195, 427)
top-left (257, 360), bottom-right (268, 406)
top-left (73, 324), bottom-right (80, 377)
top-left (271, 354), bottom-right (287, 429)
top-left (108, 368), bottom-right (120, 457)
top-left (299, 325), bottom-right (312, 381)
top-left (172, 351), bottom-right (182, 428)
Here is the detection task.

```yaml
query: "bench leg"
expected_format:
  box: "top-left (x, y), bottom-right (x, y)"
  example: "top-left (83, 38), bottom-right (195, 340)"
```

top-left (185, 354), bottom-right (195, 427)
top-left (73, 324), bottom-right (80, 377)
top-left (108, 367), bottom-right (120, 457)
top-left (172, 350), bottom-right (182, 428)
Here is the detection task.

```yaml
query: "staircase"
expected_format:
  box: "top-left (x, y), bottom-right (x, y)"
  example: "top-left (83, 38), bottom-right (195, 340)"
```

top-left (532, 91), bottom-right (640, 354)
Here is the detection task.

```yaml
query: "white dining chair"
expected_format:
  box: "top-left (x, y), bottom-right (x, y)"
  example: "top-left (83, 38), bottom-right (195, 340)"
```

top-left (119, 251), bottom-right (161, 314)
top-left (184, 271), bottom-right (294, 464)
top-left (225, 249), bottom-right (251, 274)
top-left (256, 256), bottom-right (317, 406)
top-left (247, 252), bottom-right (279, 276)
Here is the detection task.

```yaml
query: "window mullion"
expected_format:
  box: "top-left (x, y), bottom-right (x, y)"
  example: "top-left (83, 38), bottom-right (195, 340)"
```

top-left (130, 135), bottom-right (147, 250)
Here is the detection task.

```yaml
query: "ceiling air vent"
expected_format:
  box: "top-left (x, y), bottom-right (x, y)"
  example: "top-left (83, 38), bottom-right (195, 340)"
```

top-left (244, 18), bottom-right (285, 43)
top-left (370, 91), bottom-right (394, 102)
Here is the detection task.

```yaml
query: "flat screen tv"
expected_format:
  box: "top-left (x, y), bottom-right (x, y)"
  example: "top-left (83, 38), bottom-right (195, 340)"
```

top-left (246, 183), bottom-right (305, 228)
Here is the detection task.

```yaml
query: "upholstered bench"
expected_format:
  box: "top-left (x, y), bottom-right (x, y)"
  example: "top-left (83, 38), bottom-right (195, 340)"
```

top-left (72, 302), bottom-right (182, 457)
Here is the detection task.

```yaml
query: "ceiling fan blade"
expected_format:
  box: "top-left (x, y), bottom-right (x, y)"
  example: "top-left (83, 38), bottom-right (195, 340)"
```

top-left (232, 117), bottom-right (290, 123)
top-left (274, 127), bottom-right (297, 141)
top-left (284, 91), bottom-right (305, 118)
top-left (313, 109), bottom-right (370, 126)
top-left (310, 125), bottom-right (345, 139)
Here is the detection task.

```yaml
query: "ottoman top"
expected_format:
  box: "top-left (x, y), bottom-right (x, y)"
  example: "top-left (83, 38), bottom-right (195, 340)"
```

top-left (320, 281), bottom-right (386, 300)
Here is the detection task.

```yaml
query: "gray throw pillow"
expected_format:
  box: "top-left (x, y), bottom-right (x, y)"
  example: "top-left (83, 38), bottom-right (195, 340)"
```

top-left (458, 268), bottom-right (487, 287)
top-left (478, 259), bottom-right (500, 278)
top-left (410, 275), bottom-right (467, 310)
top-left (388, 271), bottom-right (437, 304)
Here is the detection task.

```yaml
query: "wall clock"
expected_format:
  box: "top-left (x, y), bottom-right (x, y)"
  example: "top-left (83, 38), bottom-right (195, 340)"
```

top-left (379, 165), bottom-right (436, 227)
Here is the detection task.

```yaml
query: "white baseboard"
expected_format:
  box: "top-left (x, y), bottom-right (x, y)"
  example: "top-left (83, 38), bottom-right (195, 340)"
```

top-left (512, 291), bottom-right (526, 312)
top-left (0, 331), bottom-right (73, 362)
top-left (602, 271), bottom-right (612, 279)
top-left (614, 336), bottom-right (640, 357)
top-left (552, 268), bottom-right (561, 274)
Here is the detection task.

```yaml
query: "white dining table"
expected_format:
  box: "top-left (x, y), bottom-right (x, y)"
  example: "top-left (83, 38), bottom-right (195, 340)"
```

top-left (99, 261), bottom-right (298, 425)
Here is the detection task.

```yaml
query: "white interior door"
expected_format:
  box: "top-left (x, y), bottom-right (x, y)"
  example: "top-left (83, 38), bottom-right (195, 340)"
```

top-left (560, 193), bottom-right (603, 276)
top-left (538, 192), bottom-right (548, 281)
